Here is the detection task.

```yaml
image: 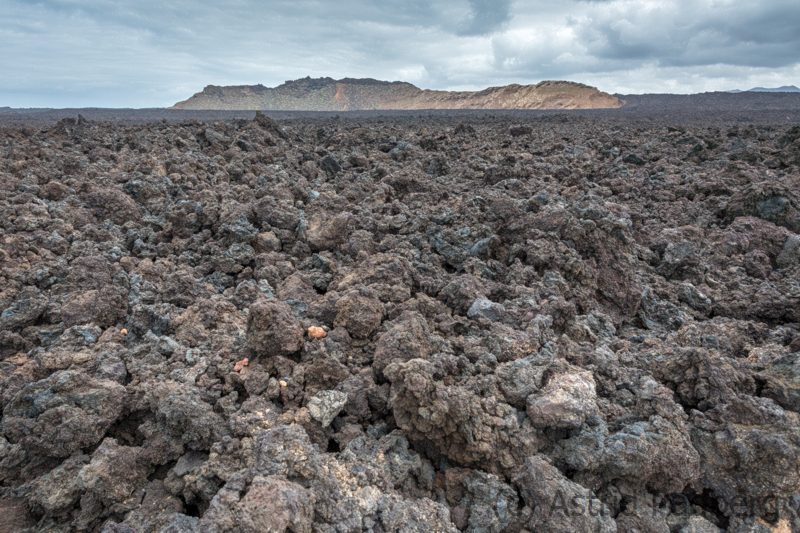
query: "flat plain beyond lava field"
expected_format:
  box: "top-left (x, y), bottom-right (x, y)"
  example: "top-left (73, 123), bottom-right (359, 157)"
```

top-left (1, 96), bottom-right (800, 532)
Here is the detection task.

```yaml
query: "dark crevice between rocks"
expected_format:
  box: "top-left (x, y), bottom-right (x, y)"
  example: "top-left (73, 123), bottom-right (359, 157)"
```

top-left (182, 499), bottom-right (202, 518)
top-left (232, 380), bottom-right (250, 407)
top-left (753, 376), bottom-right (767, 398)
top-left (616, 495), bottom-right (630, 518)
top-left (106, 410), bottom-right (150, 447)
top-left (326, 438), bottom-right (340, 453)
top-left (686, 488), bottom-right (729, 530)
top-left (182, 476), bottom-right (224, 518)
top-left (147, 460), bottom-right (176, 481)
top-left (312, 284), bottom-right (326, 295)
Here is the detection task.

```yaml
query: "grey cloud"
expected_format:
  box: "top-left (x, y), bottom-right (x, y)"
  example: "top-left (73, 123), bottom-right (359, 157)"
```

top-left (0, 0), bottom-right (798, 107)
top-left (457, 0), bottom-right (512, 35)
top-left (570, 0), bottom-right (800, 68)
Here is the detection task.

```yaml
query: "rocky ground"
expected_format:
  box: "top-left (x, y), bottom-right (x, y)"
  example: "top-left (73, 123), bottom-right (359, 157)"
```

top-left (1, 108), bottom-right (799, 532)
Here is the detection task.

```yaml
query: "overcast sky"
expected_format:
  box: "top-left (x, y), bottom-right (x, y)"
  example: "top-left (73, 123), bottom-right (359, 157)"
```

top-left (2, 0), bottom-right (799, 107)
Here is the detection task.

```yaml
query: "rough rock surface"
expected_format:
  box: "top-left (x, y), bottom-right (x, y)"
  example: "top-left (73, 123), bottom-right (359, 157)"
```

top-left (307, 390), bottom-right (348, 427)
top-left (1, 110), bottom-right (799, 532)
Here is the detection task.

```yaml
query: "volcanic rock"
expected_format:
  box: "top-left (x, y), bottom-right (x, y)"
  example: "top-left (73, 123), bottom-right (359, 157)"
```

top-left (246, 298), bottom-right (305, 356)
top-left (1, 106), bottom-right (799, 532)
top-left (307, 390), bottom-right (348, 427)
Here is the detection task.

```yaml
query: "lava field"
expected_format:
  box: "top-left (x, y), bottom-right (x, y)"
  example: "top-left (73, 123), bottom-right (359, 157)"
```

top-left (1, 109), bottom-right (799, 532)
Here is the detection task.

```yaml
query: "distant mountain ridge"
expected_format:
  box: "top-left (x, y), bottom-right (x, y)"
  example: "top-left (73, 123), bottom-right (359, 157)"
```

top-left (173, 77), bottom-right (622, 111)
top-left (728, 85), bottom-right (800, 93)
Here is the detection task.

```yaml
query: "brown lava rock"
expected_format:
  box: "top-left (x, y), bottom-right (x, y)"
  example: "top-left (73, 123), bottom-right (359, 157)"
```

top-left (2, 104), bottom-right (800, 532)
top-left (246, 298), bottom-right (305, 356)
